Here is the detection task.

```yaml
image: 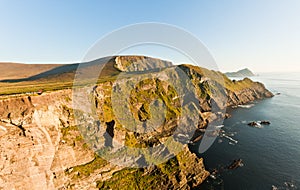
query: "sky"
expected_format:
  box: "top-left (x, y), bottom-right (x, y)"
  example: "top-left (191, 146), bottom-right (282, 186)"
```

top-left (0, 0), bottom-right (300, 72)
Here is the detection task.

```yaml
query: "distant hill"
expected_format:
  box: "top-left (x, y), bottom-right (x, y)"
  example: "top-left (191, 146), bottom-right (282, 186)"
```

top-left (225, 68), bottom-right (255, 77)
top-left (0, 62), bottom-right (64, 80)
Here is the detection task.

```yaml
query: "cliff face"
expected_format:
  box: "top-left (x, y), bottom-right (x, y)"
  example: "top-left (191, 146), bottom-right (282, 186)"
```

top-left (226, 78), bottom-right (273, 105)
top-left (0, 56), bottom-right (273, 189)
top-left (114, 56), bottom-right (172, 72)
top-left (0, 89), bottom-right (209, 189)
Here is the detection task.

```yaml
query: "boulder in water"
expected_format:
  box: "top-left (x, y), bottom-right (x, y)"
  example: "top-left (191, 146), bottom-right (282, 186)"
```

top-left (248, 121), bottom-right (259, 126)
top-left (260, 120), bottom-right (271, 125)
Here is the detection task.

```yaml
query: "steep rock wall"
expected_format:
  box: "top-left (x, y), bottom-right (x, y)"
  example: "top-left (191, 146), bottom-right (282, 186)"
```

top-left (0, 63), bottom-right (273, 189)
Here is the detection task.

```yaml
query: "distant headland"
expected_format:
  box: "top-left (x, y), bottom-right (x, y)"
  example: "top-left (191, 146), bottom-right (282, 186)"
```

top-left (225, 68), bottom-right (255, 77)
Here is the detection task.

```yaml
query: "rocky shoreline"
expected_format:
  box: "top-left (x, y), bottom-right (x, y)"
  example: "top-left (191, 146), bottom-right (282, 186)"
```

top-left (0, 56), bottom-right (273, 189)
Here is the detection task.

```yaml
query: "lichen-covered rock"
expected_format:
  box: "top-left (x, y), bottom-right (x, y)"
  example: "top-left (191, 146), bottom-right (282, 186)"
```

top-left (95, 145), bottom-right (209, 190)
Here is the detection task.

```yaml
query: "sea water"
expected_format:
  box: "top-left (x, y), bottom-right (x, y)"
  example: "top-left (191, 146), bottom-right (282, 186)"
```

top-left (191, 72), bottom-right (300, 190)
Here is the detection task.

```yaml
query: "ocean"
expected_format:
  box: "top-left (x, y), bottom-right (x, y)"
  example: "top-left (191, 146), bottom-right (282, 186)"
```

top-left (191, 72), bottom-right (300, 190)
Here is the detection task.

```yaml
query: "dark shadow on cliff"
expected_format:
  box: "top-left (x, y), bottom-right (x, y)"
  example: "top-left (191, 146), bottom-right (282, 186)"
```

top-left (104, 120), bottom-right (115, 147)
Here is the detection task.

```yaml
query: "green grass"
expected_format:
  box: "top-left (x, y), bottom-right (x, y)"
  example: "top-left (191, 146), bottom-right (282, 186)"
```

top-left (180, 64), bottom-right (257, 93)
top-left (0, 75), bottom-right (117, 97)
top-left (96, 166), bottom-right (169, 190)
top-left (95, 153), bottom-right (184, 190)
top-left (0, 81), bottom-right (73, 96)
top-left (70, 154), bottom-right (107, 178)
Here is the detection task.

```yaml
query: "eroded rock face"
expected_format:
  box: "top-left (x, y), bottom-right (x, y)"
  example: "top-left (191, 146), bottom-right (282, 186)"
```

top-left (226, 78), bottom-right (273, 106)
top-left (0, 90), bottom-right (208, 189)
top-left (0, 90), bottom-right (95, 189)
top-left (114, 56), bottom-right (172, 72)
top-left (0, 61), bottom-right (273, 189)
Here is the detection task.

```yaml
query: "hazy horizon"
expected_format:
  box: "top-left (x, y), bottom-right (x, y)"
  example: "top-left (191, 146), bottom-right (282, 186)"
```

top-left (1, 56), bottom-right (299, 74)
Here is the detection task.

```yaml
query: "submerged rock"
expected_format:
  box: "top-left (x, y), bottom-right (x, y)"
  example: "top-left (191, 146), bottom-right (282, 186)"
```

top-left (225, 113), bottom-right (231, 119)
top-left (228, 159), bottom-right (243, 170)
top-left (260, 120), bottom-right (271, 125)
top-left (248, 120), bottom-right (271, 127)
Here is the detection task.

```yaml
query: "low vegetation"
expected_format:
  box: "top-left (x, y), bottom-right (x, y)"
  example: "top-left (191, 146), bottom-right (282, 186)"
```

top-left (70, 154), bottom-right (107, 178)
top-left (95, 157), bottom-right (179, 190)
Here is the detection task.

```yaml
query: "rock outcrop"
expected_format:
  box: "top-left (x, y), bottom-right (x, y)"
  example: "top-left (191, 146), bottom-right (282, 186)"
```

top-left (0, 56), bottom-right (273, 189)
top-left (114, 56), bottom-right (172, 72)
top-left (226, 78), bottom-right (273, 106)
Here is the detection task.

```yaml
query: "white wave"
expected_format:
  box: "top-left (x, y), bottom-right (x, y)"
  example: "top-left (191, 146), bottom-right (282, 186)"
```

top-left (223, 135), bottom-right (238, 144)
top-left (237, 104), bottom-right (255, 108)
top-left (206, 125), bottom-right (224, 131)
top-left (271, 185), bottom-right (278, 190)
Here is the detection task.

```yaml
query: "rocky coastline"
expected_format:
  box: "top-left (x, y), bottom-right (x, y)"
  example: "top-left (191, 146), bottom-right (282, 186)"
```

top-left (0, 56), bottom-right (273, 189)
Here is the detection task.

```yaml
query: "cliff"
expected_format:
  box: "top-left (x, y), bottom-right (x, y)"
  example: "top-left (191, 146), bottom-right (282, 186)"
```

top-left (0, 89), bottom-right (209, 190)
top-left (0, 56), bottom-right (273, 189)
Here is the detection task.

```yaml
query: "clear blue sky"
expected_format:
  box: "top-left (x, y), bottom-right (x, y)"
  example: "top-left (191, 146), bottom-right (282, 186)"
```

top-left (0, 0), bottom-right (300, 72)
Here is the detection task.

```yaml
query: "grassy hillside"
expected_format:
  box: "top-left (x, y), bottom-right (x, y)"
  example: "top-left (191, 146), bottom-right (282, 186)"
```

top-left (0, 57), bottom-right (122, 95)
top-left (0, 62), bottom-right (64, 80)
top-left (0, 56), bottom-right (267, 97)
top-left (0, 56), bottom-right (173, 95)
